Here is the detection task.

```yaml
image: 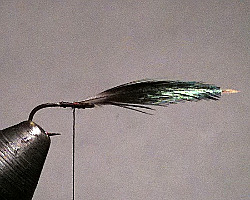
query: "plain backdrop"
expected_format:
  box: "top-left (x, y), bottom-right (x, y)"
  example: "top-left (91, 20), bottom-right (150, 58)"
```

top-left (1, 1), bottom-right (249, 200)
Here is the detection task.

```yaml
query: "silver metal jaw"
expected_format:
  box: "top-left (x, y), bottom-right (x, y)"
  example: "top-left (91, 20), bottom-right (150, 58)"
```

top-left (0, 121), bottom-right (50, 200)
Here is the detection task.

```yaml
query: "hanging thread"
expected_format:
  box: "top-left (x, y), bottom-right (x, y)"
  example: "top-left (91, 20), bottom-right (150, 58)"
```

top-left (72, 108), bottom-right (76, 200)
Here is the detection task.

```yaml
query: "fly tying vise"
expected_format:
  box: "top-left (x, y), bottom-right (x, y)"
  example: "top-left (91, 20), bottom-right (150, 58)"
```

top-left (0, 79), bottom-right (238, 200)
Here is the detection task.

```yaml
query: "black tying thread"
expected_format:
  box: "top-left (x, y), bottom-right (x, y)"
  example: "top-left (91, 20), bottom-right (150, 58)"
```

top-left (28, 102), bottom-right (94, 121)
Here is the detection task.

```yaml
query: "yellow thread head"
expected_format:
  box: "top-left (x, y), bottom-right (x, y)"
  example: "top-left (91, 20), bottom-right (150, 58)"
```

top-left (222, 89), bottom-right (240, 94)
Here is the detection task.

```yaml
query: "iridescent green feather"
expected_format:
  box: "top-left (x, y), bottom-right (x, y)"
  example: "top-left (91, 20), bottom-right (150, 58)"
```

top-left (81, 79), bottom-right (222, 113)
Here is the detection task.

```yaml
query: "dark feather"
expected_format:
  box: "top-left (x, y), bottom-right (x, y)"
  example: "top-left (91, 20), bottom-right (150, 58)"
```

top-left (79, 79), bottom-right (222, 113)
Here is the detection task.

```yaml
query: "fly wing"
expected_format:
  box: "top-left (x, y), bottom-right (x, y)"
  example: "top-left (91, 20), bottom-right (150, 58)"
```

top-left (79, 79), bottom-right (222, 113)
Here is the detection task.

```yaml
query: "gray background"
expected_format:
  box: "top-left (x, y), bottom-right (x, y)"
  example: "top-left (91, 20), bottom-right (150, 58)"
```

top-left (1, 1), bottom-right (249, 200)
